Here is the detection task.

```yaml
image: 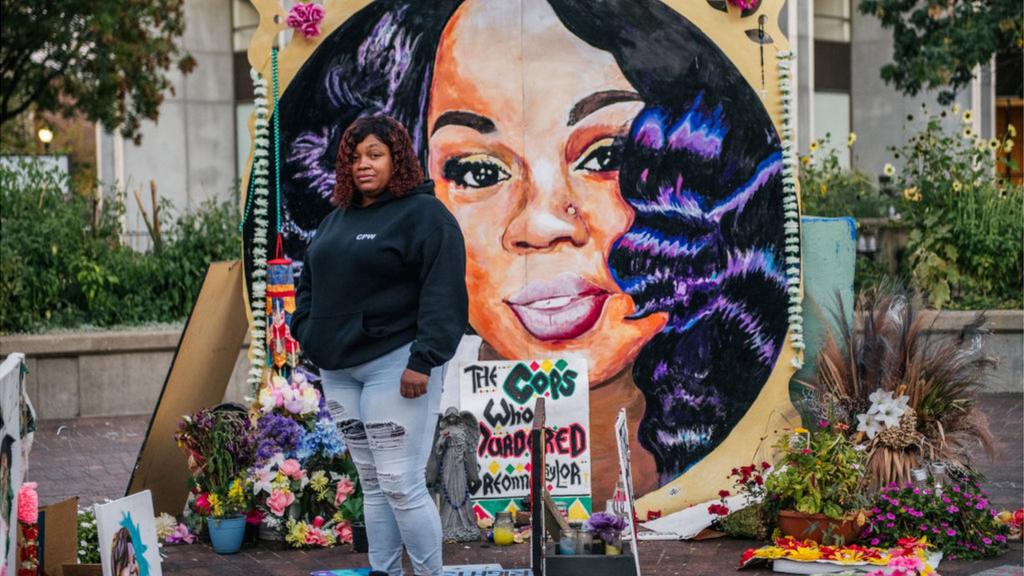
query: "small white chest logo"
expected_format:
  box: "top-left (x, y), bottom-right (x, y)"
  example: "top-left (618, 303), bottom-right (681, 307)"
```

top-left (355, 234), bottom-right (377, 240)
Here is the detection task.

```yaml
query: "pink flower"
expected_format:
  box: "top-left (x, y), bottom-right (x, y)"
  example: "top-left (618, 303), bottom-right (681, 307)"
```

top-left (279, 459), bottom-right (304, 480)
top-left (286, 2), bottom-right (325, 39)
top-left (305, 527), bottom-right (330, 546)
top-left (17, 482), bottom-right (38, 524)
top-left (312, 515), bottom-right (325, 528)
top-left (801, 448), bottom-right (813, 455)
top-left (195, 492), bottom-right (212, 515)
top-left (336, 476), bottom-right (356, 506)
top-left (165, 523), bottom-right (196, 544)
top-left (334, 520), bottom-right (353, 544)
top-left (267, 489), bottom-right (295, 516)
top-left (246, 508), bottom-right (264, 525)
top-left (727, 0), bottom-right (758, 9)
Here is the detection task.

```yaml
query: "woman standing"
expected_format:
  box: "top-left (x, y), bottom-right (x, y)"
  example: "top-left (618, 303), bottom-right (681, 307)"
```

top-left (290, 115), bottom-right (468, 576)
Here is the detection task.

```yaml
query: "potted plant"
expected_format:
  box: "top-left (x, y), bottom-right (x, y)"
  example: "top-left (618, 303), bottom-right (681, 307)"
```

top-left (765, 421), bottom-right (868, 544)
top-left (175, 405), bottom-right (257, 553)
top-left (205, 476), bottom-right (253, 554)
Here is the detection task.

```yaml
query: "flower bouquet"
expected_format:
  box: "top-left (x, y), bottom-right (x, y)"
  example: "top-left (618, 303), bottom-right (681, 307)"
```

top-left (765, 421), bottom-right (868, 544)
top-left (810, 286), bottom-right (994, 488)
top-left (257, 371), bottom-right (321, 421)
top-left (707, 461), bottom-right (772, 539)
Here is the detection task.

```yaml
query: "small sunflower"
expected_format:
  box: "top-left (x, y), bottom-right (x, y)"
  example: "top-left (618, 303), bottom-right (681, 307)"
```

top-left (800, 155), bottom-right (812, 166)
top-left (847, 132), bottom-right (857, 147)
top-left (883, 163), bottom-right (896, 177)
top-left (962, 127), bottom-right (974, 139)
top-left (952, 180), bottom-right (962, 192)
top-left (962, 110), bottom-right (973, 123)
top-left (809, 140), bottom-right (820, 152)
top-left (951, 103), bottom-right (961, 115)
top-left (989, 138), bottom-right (1000, 151)
top-left (1005, 139), bottom-right (1015, 153)
top-left (1009, 124), bottom-right (1018, 138)
top-left (902, 187), bottom-right (921, 202)
top-left (975, 138), bottom-right (987, 152)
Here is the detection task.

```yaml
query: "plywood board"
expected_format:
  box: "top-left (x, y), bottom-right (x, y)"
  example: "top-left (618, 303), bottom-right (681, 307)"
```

top-left (126, 261), bottom-right (248, 515)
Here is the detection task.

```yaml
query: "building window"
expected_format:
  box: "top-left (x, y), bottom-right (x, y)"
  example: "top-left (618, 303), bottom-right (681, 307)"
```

top-left (815, 0), bottom-right (851, 43)
top-left (813, 92), bottom-right (851, 168)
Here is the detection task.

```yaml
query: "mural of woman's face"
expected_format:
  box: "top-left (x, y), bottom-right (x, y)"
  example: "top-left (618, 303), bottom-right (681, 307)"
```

top-left (428, 0), bottom-right (666, 384)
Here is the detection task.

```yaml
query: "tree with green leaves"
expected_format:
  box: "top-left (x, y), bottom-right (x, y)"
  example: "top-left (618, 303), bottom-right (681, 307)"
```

top-left (858, 0), bottom-right (1023, 104)
top-left (0, 0), bottom-right (196, 144)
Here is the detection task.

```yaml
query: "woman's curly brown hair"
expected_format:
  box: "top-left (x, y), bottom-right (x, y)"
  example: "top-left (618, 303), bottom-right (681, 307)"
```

top-left (332, 115), bottom-right (424, 208)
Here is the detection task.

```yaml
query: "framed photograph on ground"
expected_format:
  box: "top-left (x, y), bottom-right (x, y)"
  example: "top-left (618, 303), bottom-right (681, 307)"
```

top-left (95, 490), bottom-right (162, 576)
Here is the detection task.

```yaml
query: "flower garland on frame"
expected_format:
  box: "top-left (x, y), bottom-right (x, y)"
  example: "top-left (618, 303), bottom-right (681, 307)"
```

top-left (776, 49), bottom-right (805, 368)
top-left (244, 64), bottom-right (273, 394)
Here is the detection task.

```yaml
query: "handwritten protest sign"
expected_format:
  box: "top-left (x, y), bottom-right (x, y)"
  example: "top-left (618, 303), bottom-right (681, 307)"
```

top-left (460, 359), bottom-right (591, 521)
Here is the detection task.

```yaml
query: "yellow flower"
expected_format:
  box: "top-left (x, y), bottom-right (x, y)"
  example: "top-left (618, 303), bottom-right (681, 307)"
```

top-left (1005, 139), bottom-right (1015, 153)
top-left (208, 493), bottom-right (223, 517)
top-left (962, 110), bottom-right (973, 123)
top-left (284, 519), bottom-right (309, 547)
top-left (951, 103), bottom-right (961, 115)
top-left (832, 548), bottom-right (866, 563)
top-left (952, 180), bottom-right (962, 192)
top-left (228, 479), bottom-right (245, 503)
top-left (989, 138), bottom-right (1000, 151)
top-left (902, 187), bottom-right (921, 202)
top-left (794, 427), bottom-right (809, 434)
top-left (800, 155), bottom-right (812, 166)
top-left (962, 127), bottom-right (973, 139)
top-left (809, 140), bottom-right (820, 152)
top-left (975, 138), bottom-right (987, 152)
top-left (883, 163), bottom-right (896, 177)
top-left (847, 132), bottom-right (857, 147)
top-left (788, 546), bottom-right (823, 561)
top-left (755, 547), bottom-right (786, 560)
top-left (819, 183), bottom-right (828, 196)
top-left (1009, 124), bottom-right (1017, 138)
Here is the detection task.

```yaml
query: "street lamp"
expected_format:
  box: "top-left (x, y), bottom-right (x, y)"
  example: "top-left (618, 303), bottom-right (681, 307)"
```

top-left (37, 127), bottom-right (54, 153)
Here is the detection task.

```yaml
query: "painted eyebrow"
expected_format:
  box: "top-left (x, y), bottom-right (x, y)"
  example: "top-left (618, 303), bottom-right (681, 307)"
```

top-left (430, 110), bottom-right (497, 136)
top-left (568, 90), bottom-right (642, 126)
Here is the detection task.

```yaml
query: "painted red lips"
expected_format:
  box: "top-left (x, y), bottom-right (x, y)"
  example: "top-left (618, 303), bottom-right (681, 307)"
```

top-left (505, 273), bottom-right (610, 341)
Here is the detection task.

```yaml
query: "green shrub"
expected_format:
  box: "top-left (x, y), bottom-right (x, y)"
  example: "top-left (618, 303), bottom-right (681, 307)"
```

top-left (0, 159), bottom-right (240, 333)
top-left (890, 108), bottom-right (1023, 310)
top-left (799, 133), bottom-right (892, 219)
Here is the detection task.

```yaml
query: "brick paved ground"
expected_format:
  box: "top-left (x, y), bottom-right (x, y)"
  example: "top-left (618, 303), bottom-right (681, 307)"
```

top-left (28, 395), bottom-right (1023, 575)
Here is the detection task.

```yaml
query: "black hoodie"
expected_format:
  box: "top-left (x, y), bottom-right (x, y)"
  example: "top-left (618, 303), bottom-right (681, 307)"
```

top-left (290, 180), bottom-right (468, 374)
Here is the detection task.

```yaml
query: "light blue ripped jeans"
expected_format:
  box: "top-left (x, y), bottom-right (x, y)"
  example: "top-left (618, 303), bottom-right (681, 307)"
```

top-left (320, 342), bottom-right (443, 576)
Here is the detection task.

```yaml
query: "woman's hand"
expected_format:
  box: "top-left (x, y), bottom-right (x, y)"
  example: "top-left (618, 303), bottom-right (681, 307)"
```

top-left (400, 368), bottom-right (429, 398)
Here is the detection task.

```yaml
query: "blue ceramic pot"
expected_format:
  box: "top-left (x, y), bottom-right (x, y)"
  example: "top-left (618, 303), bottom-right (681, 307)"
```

top-left (209, 515), bottom-right (247, 554)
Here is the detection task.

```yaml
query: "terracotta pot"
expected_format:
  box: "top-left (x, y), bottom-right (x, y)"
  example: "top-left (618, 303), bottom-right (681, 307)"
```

top-left (777, 509), bottom-right (860, 545)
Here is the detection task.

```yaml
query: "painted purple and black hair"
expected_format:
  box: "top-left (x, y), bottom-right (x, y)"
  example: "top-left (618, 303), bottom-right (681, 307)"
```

top-left (244, 0), bottom-right (791, 483)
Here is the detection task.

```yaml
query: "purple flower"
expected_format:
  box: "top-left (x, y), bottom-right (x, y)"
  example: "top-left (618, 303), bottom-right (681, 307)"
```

top-left (886, 512), bottom-right (896, 520)
top-left (584, 512), bottom-right (627, 544)
top-left (871, 507), bottom-right (881, 514)
top-left (947, 505), bottom-right (959, 513)
top-left (255, 412), bottom-right (304, 464)
top-left (946, 529), bottom-right (957, 537)
top-left (818, 420), bottom-right (829, 428)
top-left (952, 485), bottom-right (960, 493)
top-left (932, 527), bottom-right (941, 534)
top-left (995, 535), bottom-right (1007, 543)
top-left (919, 524), bottom-right (928, 531)
top-left (982, 537), bottom-right (993, 546)
top-left (912, 487), bottom-right (921, 494)
top-left (942, 496), bottom-right (951, 504)
top-left (886, 522), bottom-right (895, 528)
top-left (870, 538), bottom-right (880, 546)
top-left (975, 502), bottom-right (986, 510)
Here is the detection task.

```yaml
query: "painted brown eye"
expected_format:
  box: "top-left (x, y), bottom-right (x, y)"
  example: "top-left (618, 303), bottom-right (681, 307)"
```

top-left (574, 137), bottom-right (624, 173)
top-left (442, 154), bottom-right (511, 189)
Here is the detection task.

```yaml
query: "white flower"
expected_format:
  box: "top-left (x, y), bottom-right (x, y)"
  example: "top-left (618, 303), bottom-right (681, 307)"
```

top-left (155, 513), bottom-right (177, 540)
top-left (856, 413), bottom-right (882, 439)
top-left (874, 402), bottom-right (903, 428)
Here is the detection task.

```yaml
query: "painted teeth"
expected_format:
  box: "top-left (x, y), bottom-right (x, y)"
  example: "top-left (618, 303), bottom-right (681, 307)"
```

top-left (529, 296), bottom-right (573, 309)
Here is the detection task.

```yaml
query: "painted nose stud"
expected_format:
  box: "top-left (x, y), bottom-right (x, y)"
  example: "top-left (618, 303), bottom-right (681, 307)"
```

top-left (566, 204), bottom-right (578, 217)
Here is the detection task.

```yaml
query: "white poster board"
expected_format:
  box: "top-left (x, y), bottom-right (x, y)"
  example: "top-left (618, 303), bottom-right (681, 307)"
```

top-left (0, 353), bottom-right (32, 575)
top-left (95, 490), bottom-right (163, 576)
top-left (460, 359), bottom-right (591, 521)
top-left (615, 409), bottom-right (642, 576)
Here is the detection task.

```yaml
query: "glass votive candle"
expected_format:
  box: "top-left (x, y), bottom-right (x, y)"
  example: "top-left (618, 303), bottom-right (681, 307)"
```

top-left (558, 528), bottom-right (578, 555)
